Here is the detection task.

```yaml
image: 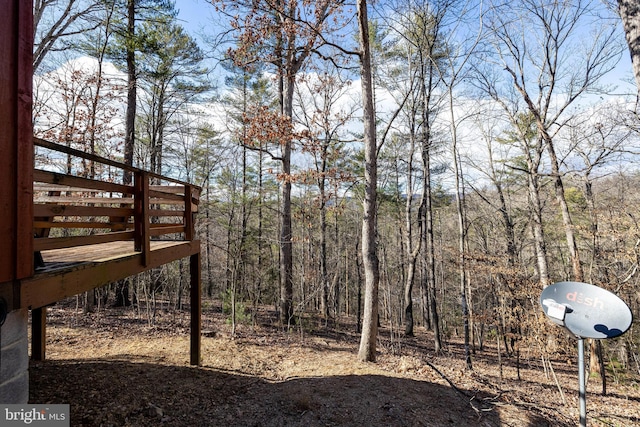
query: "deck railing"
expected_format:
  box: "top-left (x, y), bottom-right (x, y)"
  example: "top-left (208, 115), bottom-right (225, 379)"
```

top-left (33, 137), bottom-right (200, 267)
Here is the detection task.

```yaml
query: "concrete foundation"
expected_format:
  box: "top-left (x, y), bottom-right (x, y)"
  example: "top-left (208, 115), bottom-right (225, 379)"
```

top-left (0, 309), bottom-right (29, 403)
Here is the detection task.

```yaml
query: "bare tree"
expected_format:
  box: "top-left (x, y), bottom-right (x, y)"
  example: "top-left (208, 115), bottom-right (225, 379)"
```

top-left (431, 0), bottom-right (483, 370)
top-left (567, 110), bottom-right (630, 280)
top-left (294, 69), bottom-right (356, 322)
top-left (484, 0), bottom-right (626, 386)
top-left (34, 0), bottom-right (102, 72)
top-left (486, 0), bottom-right (623, 285)
top-left (618, 0), bottom-right (640, 96)
top-left (214, 0), bottom-right (343, 326)
top-left (381, 0), bottom-right (449, 348)
top-left (357, 0), bottom-right (380, 363)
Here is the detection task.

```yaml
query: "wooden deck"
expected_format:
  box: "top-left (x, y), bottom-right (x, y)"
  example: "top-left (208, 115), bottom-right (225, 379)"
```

top-left (0, 138), bottom-right (204, 365)
top-left (23, 240), bottom-right (200, 310)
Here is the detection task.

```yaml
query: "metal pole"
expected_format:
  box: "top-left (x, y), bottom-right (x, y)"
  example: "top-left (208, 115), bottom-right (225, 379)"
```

top-left (578, 337), bottom-right (587, 427)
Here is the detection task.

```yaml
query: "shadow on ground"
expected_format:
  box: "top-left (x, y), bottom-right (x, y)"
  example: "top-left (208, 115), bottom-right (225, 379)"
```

top-left (29, 358), bottom-right (560, 427)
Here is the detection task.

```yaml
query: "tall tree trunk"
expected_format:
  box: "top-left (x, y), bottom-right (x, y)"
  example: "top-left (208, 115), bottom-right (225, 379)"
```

top-left (526, 144), bottom-right (550, 289)
top-left (453, 146), bottom-right (472, 370)
top-left (155, 91), bottom-right (165, 181)
top-left (529, 174), bottom-right (550, 287)
top-left (320, 184), bottom-right (330, 320)
top-left (279, 75), bottom-right (295, 326)
top-left (618, 0), bottom-right (640, 97)
top-left (225, 198), bottom-right (235, 294)
top-left (582, 173), bottom-right (607, 389)
top-left (357, 0), bottom-right (380, 363)
top-left (257, 142), bottom-right (264, 320)
top-left (510, 67), bottom-right (583, 282)
top-left (583, 176), bottom-right (598, 278)
top-left (240, 116), bottom-right (249, 316)
top-left (420, 62), bottom-right (441, 353)
top-left (420, 158), bottom-right (441, 352)
top-left (114, 0), bottom-right (136, 307)
top-left (486, 136), bottom-right (518, 267)
top-left (84, 3), bottom-right (115, 313)
top-left (224, 0), bottom-right (334, 327)
top-left (403, 132), bottom-right (420, 337)
top-left (543, 132), bottom-right (583, 282)
top-left (403, 262), bottom-right (416, 336)
top-left (319, 149), bottom-right (329, 320)
top-left (206, 184), bottom-right (213, 297)
top-left (123, 0), bottom-right (136, 183)
top-left (448, 85), bottom-right (472, 369)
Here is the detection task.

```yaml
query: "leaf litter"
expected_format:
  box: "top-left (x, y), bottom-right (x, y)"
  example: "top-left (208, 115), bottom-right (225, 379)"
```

top-left (28, 301), bottom-right (640, 426)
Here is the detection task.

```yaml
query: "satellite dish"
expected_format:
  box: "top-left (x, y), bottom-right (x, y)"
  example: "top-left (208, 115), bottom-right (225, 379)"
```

top-left (540, 281), bottom-right (633, 427)
top-left (540, 281), bottom-right (633, 339)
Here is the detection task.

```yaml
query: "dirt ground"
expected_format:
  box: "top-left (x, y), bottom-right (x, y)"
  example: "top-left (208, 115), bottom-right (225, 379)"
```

top-left (28, 301), bottom-right (640, 426)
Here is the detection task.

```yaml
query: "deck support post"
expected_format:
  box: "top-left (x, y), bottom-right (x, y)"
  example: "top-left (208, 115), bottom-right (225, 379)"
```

top-left (190, 251), bottom-right (201, 366)
top-left (31, 307), bottom-right (46, 361)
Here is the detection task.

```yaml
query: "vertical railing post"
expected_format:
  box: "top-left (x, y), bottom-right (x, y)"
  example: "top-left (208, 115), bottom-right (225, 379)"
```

top-left (184, 184), bottom-right (194, 241)
top-left (134, 171), bottom-right (150, 266)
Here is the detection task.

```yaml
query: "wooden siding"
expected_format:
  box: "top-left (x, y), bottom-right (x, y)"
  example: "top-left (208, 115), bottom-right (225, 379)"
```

top-left (0, 0), bottom-right (33, 287)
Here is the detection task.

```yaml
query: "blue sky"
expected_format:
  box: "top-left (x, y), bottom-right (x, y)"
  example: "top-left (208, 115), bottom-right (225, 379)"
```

top-left (176, 0), bottom-right (216, 36)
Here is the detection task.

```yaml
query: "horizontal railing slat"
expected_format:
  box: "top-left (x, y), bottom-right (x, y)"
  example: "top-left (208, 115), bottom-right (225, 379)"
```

top-left (35, 137), bottom-right (198, 190)
top-left (34, 204), bottom-right (135, 217)
top-left (33, 221), bottom-right (133, 230)
top-left (149, 209), bottom-right (185, 217)
top-left (34, 196), bottom-right (135, 205)
top-left (150, 225), bottom-right (185, 236)
top-left (34, 170), bottom-right (131, 194)
top-left (34, 231), bottom-right (136, 251)
top-left (35, 195), bottom-right (186, 206)
top-left (149, 189), bottom-right (184, 201)
top-left (149, 185), bottom-right (189, 194)
top-left (34, 184), bottom-right (110, 193)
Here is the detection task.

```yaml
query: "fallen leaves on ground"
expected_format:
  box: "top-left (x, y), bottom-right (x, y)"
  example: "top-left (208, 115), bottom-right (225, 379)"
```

top-left (28, 302), bottom-right (640, 426)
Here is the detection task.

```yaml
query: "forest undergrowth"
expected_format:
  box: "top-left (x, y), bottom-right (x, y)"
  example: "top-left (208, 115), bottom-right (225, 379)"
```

top-left (28, 299), bottom-right (640, 427)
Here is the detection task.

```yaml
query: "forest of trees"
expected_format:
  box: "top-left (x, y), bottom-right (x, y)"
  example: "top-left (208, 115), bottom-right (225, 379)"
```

top-left (33, 0), bottom-right (640, 375)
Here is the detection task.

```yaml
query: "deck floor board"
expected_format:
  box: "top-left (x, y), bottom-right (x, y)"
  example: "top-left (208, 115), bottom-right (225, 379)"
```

top-left (24, 240), bottom-right (199, 309)
top-left (37, 240), bottom-right (184, 268)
